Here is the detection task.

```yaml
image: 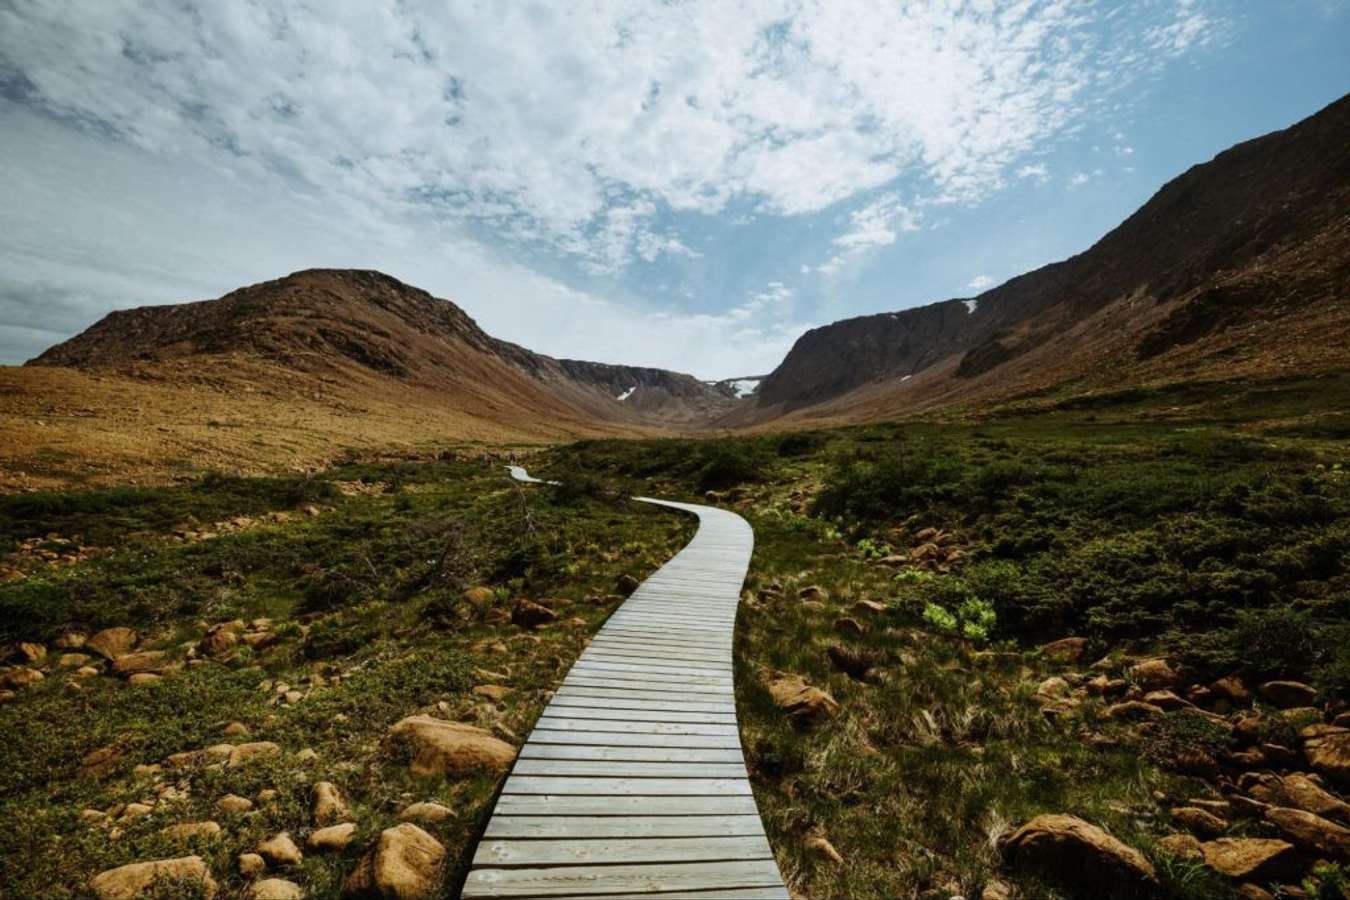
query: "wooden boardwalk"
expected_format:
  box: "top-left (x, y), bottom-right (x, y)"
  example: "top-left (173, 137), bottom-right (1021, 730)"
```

top-left (462, 468), bottom-right (787, 898)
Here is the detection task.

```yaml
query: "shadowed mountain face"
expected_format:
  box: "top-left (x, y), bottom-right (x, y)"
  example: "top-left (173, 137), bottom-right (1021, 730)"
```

top-left (29, 268), bottom-right (738, 430)
top-left (741, 93), bottom-right (1350, 422)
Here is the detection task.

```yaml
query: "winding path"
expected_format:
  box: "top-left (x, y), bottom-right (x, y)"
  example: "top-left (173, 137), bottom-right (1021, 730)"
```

top-left (461, 467), bottom-right (787, 899)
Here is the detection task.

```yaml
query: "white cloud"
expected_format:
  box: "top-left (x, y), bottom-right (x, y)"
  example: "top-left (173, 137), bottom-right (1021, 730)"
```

top-left (810, 192), bottom-right (920, 275)
top-left (1068, 171), bottom-right (1093, 187)
top-left (1016, 163), bottom-right (1051, 183)
top-left (967, 275), bottom-right (994, 291)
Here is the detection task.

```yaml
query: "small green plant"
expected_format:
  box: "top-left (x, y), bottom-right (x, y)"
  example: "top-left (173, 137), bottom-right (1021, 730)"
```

top-left (1305, 861), bottom-right (1350, 899)
top-left (856, 537), bottom-right (893, 561)
top-left (922, 601), bottom-right (958, 632)
top-left (957, 597), bottom-right (997, 641)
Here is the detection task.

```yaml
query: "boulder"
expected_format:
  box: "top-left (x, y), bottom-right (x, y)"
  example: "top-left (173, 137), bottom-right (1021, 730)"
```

top-left (1304, 730), bottom-right (1350, 787)
top-left (1258, 681), bottom-right (1318, 709)
top-left (90, 856), bottom-right (216, 899)
top-left (223, 722), bottom-right (249, 737)
top-left (54, 630), bottom-right (88, 650)
top-left (1128, 658), bottom-right (1179, 691)
top-left (1040, 637), bottom-right (1089, 663)
top-left (198, 629), bottom-right (238, 658)
top-left (1211, 676), bottom-right (1253, 704)
top-left (80, 744), bottom-right (123, 778)
top-left (0, 667), bottom-right (43, 689)
top-left (342, 823), bottom-right (444, 899)
top-left (998, 814), bottom-right (1156, 898)
top-left (853, 599), bottom-right (887, 616)
top-left (1143, 690), bottom-right (1192, 711)
top-left (471, 685), bottom-right (513, 703)
top-left (798, 585), bottom-right (828, 601)
top-left (1106, 701), bottom-right (1165, 721)
top-left (228, 742), bottom-right (281, 768)
top-left (764, 672), bottom-right (840, 726)
top-left (111, 651), bottom-right (171, 676)
top-left (256, 832), bottom-right (303, 867)
top-left (1170, 807), bottom-right (1229, 838)
top-left (14, 641), bottom-right (46, 663)
top-left (128, 672), bottom-right (162, 686)
top-left (309, 822), bottom-right (358, 852)
top-left (399, 802), bottom-right (455, 824)
top-left (463, 586), bottom-right (496, 610)
top-left (1264, 807), bottom-right (1350, 861)
top-left (86, 627), bottom-right (138, 661)
top-left (615, 574), bottom-right (640, 596)
top-left (313, 781), bottom-right (351, 825)
top-left (833, 617), bottom-right (864, 636)
top-left (247, 879), bottom-right (304, 900)
top-left (1275, 773), bottom-right (1350, 822)
top-left (826, 644), bottom-right (874, 681)
top-left (510, 600), bottom-right (556, 628)
top-left (1158, 833), bottom-right (1204, 860)
top-left (161, 821), bottom-right (222, 841)
top-left (387, 715), bottom-right (516, 776)
top-left (803, 833), bottom-right (844, 863)
top-left (1200, 838), bottom-right (1301, 881)
top-left (238, 853), bottom-right (266, 877)
top-left (217, 794), bottom-right (254, 814)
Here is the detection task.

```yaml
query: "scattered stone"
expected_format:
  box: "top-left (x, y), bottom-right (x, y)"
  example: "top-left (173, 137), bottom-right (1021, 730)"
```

top-left (998, 814), bottom-right (1156, 899)
top-left (121, 802), bottom-right (154, 821)
top-left (256, 832), bottom-right (303, 868)
top-left (803, 832), bottom-right (844, 863)
top-left (1258, 681), bottom-right (1318, 709)
top-left (1158, 833), bottom-right (1204, 860)
top-left (1304, 730), bottom-right (1350, 787)
top-left (1200, 838), bottom-right (1301, 881)
top-left (1040, 637), bottom-right (1089, 663)
top-left (309, 822), bottom-right (358, 852)
top-left (111, 650), bottom-right (170, 676)
top-left (80, 744), bottom-right (123, 778)
top-left (58, 652), bottom-right (92, 667)
top-left (343, 823), bottom-right (445, 900)
top-left (472, 685), bottom-right (513, 703)
top-left (55, 630), bottom-right (88, 650)
top-left (14, 641), bottom-right (46, 663)
top-left (86, 627), bottom-right (138, 661)
top-left (1170, 807), bottom-right (1229, 838)
top-left (387, 715), bottom-right (516, 776)
top-left (980, 880), bottom-right (1013, 900)
top-left (238, 853), bottom-right (267, 877)
top-left (223, 722), bottom-right (249, 737)
top-left (1212, 676), bottom-right (1252, 704)
top-left (826, 644), bottom-right (874, 681)
top-left (1106, 700), bottom-right (1165, 721)
top-left (247, 878), bottom-right (304, 900)
top-left (798, 585), bottom-right (828, 601)
top-left (1264, 807), bottom-right (1350, 861)
top-left (313, 782), bottom-right (351, 825)
top-left (833, 616), bottom-right (864, 636)
top-left (90, 856), bottom-right (216, 900)
top-left (853, 599), bottom-right (887, 616)
top-left (128, 672), bottom-right (162, 686)
top-left (217, 794), bottom-right (254, 814)
top-left (1275, 773), bottom-right (1350, 822)
top-left (199, 628), bottom-right (238, 658)
top-left (1087, 674), bottom-right (1128, 698)
top-left (228, 742), bottom-right (282, 768)
top-left (399, 802), bottom-right (456, 823)
top-left (1128, 658), bottom-right (1179, 691)
top-left (764, 672), bottom-right (840, 726)
top-left (161, 821), bottom-right (222, 841)
top-left (295, 748), bottom-right (318, 763)
top-left (0, 667), bottom-right (43, 689)
top-left (75, 665), bottom-right (100, 678)
top-left (510, 599), bottom-right (556, 628)
top-left (463, 586), bottom-right (496, 609)
top-left (615, 574), bottom-right (640, 596)
top-left (1143, 690), bottom-right (1192, 711)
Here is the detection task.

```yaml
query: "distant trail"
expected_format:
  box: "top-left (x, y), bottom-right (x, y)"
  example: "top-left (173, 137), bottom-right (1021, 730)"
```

top-left (462, 467), bottom-right (787, 899)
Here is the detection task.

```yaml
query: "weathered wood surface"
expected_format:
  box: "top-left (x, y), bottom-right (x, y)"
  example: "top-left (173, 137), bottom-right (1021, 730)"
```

top-left (462, 468), bottom-right (786, 898)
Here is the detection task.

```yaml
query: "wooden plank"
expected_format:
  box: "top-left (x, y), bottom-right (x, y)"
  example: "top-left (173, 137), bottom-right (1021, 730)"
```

top-left (539, 706), bottom-right (736, 724)
top-left (548, 695), bottom-right (737, 714)
top-left (472, 834), bottom-right (773, 866)
top-left (528, 730), bottom-right (742, 749)
top-left (519, 744), bottom-right (745, 763)
top-left (461, 859), bottom-right (786, 897)
top-left (512, 758), bottom-right (748, 778)
top-left (561, 675), bottom-right (729, 695)
top-left (483, 815), bottom-right (768, 839)
top-left (552, 687), bottom-right (735, 708)
top-left (535, 717), bottom-right (739, 736)
top-left (503, 776), bottom-right (753, 796)
top-left (490, 794), bottom-right (761, 816)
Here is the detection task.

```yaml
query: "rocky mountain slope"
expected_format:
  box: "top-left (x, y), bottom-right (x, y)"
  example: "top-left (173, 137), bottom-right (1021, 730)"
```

top-left (732, 92), bottom-right (1350, 426)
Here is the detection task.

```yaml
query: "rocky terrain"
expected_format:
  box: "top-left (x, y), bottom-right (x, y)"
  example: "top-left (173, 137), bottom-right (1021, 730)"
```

top-left (730, 92), bottom-right (1350, 427)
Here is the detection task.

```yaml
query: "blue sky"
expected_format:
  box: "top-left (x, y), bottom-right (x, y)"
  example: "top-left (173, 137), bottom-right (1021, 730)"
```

top-left (1, 2), bottom-right (1347, 378)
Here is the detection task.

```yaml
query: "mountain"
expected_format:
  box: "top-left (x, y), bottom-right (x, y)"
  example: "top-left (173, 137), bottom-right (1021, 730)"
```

top-left (28, 268), bottom-right (737, 430)
top-left (731, 93), bottom-right (1350, 425)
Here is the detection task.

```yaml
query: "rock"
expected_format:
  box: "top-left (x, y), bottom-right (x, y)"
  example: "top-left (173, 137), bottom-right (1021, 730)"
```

top-left (217, 794), bottom-right (254, 814)
top-left (1106, 700), bottom-right (1165, 721)
top-left (1144, 690), bottom-right (1192, 711)
top-left (0, 667), bottom-right (43, 689)
top-left (1264, 807), bottom-right (1350, 860)
top-left (1200, 838), bottom-right (1302, 881)
top-left (1128, 658), bottom-right (1179, 691)
top-left (387, 715), bottom-right (516, 776)
top-left (80, 744), bottom-right (123, 778)
top-left (463, 586), bottom-right (496, 610)
top-left (86, 627), bottom-right (138, 661)
top-left (1040, 637), bottom-right (1089, 663)
top-left (309, 822), bottom-right (358, 852)
top-left (161, 821), bottom-right (221, 842)
top-left (55, 630), bottom-right (88, 650)
top-left (803, 833), bottom-right (843, 863)
top-left (228, 742), bottom-right (282, 767)
top-left (14, 641), bottom-right (46, 663)
top-left (1087, 674), bottom-right (1128, 698)
top-left (472, 685), bottom-right (513, 703)
top-left (1170, 807), bottom-right (1229, 838)
top-left (247, 879), bottom-right (304, 900)
top-left (615, 574), bottom-right (640, 596)
top-left (1304, 731), bottom-right (1350, 787)
top-left (1259, 681), bottom-right (1318, 709)
top-left (1274, 773), bottom-right (1350, 822)
top-left (238, 853), bottom-right (267, 877)
top-left (510, 599), bottom-right (556, 628)
top-left (111, 650), bottom-right (170, 676)
top-left (58, 652), bottom-right (92, 667)
top-left (399, 801), bottom-right (456, 823)
top-left (241, 630), bottom-right (278, 649)
top-left (313, 781), bottom-right (351, 825)
top-left (853, 599), bottom-right (887, 616)
top-left (128, 673), bottom-right (162, 686)
top-left (223, 721), bottom-right (250, 737)
top-left (121, 802), bottom-right (154, 821)
top-left (998, 814), bottom-right (1156, 898)
top-left (199, 629), bottom-right (238, 658)
top-left (75, 665), bottom-right (100, 678)
top-left (826, 644), bottom-right (873, 681)
top-left (1158, 833), bottom-right (1204, 860)
top-left (256, 832), bottom-right (303, 867)
top-left (980, 880), bottom-right (1013, 900)
top-left (295, 748), bottom-right (318, 763)
top-left (1212, 676), bottom-right (1252, 704)
top-left (833, 616), bottom-right (864, 636)
top-left (342, 823), bottom-right (445, 900)
top-left (798, 585), bottom-right (828, 601)
top-left (90, 856), bottom-right (217, 899)
top-left (764, 672), bottom-right (840, 726)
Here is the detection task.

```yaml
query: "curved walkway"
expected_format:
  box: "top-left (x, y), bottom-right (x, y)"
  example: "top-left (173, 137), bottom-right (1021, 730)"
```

top-left (462, 467), bottom-right (787, 899)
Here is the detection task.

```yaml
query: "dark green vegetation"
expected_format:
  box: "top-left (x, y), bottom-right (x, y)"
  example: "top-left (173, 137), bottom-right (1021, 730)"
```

top-left (0, 455), bottom-right (693, 898)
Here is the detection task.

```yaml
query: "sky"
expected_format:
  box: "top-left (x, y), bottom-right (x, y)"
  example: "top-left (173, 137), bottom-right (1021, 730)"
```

top-left (1, 2), bottom-right (1347, 379)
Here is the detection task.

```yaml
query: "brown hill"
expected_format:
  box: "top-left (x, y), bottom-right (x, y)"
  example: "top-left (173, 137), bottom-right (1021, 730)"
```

top-left (730, 92), bottom-right (1350, 426)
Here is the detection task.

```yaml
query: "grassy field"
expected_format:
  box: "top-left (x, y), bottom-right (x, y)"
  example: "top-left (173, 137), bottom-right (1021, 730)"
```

top-left (2, 372), bottom-right (1348, 898)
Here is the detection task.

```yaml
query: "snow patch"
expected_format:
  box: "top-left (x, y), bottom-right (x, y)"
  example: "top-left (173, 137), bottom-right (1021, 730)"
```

top-left (616, 386), bottom-right (637, 401)
top-left (730, 378), bottom-right (761, 398)
top-left (963, 299), bottom-right (978, 314)
top-left (900, 375), bottom-right (912, 382)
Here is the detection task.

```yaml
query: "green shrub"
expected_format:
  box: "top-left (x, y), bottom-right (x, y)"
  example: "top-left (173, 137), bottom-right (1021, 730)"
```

top-left (696, 441), bottom-right (774, 491)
